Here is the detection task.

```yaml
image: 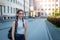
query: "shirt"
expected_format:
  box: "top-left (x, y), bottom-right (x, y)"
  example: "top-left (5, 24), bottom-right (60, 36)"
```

top-left (16, 19), bottom-right (26, 34)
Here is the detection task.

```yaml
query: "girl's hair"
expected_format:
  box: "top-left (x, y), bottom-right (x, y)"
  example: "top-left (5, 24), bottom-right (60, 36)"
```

top-left (15, 9), bottom-right (24, 28)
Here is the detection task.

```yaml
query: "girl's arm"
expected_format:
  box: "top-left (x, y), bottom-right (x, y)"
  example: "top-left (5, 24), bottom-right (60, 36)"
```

top-left (12, 21), bottom-right (15, 40)
top-left (25, 20), bottom-right (28, 40)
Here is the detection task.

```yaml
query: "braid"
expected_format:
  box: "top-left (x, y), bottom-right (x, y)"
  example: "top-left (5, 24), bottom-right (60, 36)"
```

top-left (15, 15), bottom-right (18, 27)
top-left (22, 18), bottom-right (24, 27)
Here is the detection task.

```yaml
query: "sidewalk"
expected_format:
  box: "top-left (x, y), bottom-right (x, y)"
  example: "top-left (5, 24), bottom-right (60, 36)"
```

top-left (46, 20), bottom-right (60, 40)
top-left (0, 21), bottom-right (12, 40)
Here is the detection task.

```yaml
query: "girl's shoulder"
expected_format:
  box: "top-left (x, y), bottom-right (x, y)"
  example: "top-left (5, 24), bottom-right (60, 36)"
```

top-left (12, 21), bottom-right (15, 25)
top-left (11, 21), bottom-right (15, 27)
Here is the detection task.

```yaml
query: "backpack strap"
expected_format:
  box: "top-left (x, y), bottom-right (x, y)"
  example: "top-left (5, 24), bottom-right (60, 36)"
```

top-left (14, 20), bottom-right (18, 33)
top-left (22, 19), bottom-right (25, 28)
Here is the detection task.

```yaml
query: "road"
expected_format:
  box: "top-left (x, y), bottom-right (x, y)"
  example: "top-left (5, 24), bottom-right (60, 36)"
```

top-left (0, 18), bottom-right (60, 40)
top-left (28, 18), bottom-right (52, 40)
top-left (28, 18), bottom-right (60, 40)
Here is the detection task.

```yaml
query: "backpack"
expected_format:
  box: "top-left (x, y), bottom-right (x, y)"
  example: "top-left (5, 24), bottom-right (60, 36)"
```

top-left (8, 19), bottom-right (24, 39)
top-left (8, 26), bottom-right (17, 39)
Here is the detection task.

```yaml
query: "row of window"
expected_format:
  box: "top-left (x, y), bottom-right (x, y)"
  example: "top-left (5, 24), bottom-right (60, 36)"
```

top-left (40, 0), bottom-right (58, 2)
top-left (17, 1), bottom-right (23, 6)
top-left (42, 4), bottom-right (59, 7)
top-left (49, 0), bottom-right (58, 2)
top-left (49, 4), bottom-right (59, 6)
top-left (40, 8), bottom-right (59, 11)
top-left (8, 0), bottom-right (27, 5)
top-left (8, 0), bottom-right (17, 3)
top-left (3, 6), bottom-right (16, 14)
top-left (3, 16), bottom-right (15, 20)
top-left (0, 5), bottom-right (29, 15)
top-left (8, 0), bottom-right (24, 6)
top-left (52, 0), bottom-right (58, 2)
top-left (7, 0), bottom-right (29, 10)
top-left (8, 0), bottom-right (29, 7)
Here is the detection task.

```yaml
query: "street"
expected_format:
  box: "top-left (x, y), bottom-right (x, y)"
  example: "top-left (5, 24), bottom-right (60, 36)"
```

top-left (28, 18), bottom-right (60, 40)
top-left (28, 18), bottom-right (52, 40)
top-left (0, 18), bottom-right (60, 40)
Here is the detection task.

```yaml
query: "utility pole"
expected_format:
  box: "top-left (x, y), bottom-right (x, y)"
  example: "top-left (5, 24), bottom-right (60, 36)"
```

top-left (24, 0), bottom-right (26, 16)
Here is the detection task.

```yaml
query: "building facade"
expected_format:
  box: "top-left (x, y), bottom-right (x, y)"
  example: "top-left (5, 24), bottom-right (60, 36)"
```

top-left (24, 0), bottom-right (29, 17)
top-left (29, 0), bottom-right (38, 17)
top-left (0, 0), bottom-right (29, 21)
top-left (59, 0), bottom-right (60, 11)
top-left (33, 0), bottom-right (59, 16)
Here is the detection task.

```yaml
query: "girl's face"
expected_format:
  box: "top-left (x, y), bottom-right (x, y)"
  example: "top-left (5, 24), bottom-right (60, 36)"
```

top-left (18, 11), bottom-right (24, 18)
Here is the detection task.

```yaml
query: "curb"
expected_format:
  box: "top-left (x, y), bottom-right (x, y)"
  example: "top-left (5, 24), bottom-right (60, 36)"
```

top-left (45, 20), bottom-right (53, 40)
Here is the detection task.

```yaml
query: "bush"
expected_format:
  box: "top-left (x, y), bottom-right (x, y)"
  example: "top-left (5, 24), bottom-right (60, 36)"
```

top-left (47, 17), bottom-right (60, 27)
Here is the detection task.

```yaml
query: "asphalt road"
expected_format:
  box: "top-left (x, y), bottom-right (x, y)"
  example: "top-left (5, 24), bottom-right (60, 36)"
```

top-left (28, 18), bottom-right (52, 40)
top-left (0, 18), bottom-right (60, 40)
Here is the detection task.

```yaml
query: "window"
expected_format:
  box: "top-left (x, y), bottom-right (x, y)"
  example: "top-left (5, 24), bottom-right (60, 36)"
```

top-left (56, 8), bottom-right (58, 10)
top-left (0, 5), bottom-right (2, 15)
top-left (11, 0), bottom-right (12, 2)
top-left (16, 0), bottom-right (17, 3)
top-left (11, 7), bottom-right (12, 13)
top-left (56, 4), bottom-right (58, 6)
top-left (6, 6), bottom-right (8, 13)
top-left (56, 0), bottom-right (58, 2)
top-left (49, 13), bottom-right (51, 15)
top-left (41, 9), bottom-right (43, 11)
top-left (14, 8), bottom-right (16, 14)
top-left (52, 0), bottom-right (54, 2)
top-left (13, 8), bottom-right (16, 14)
top-left (4, 17), bottom-right (6, 20)
top-left (12, 8), bottom-right (14, 13)
top-left (8, 6), bottom-right (9, 13)
top-left (52, 4), bottom-right (54, 6)
top-left (4, 6), bottom-right (6, 13)
top-left (8, 17), bottom-right (9, 19)
top-left (13, 0), bottom-right (15, 3)
top-left (45, 9), bottom-right (47, 10)
top-left (13, 8), bottom-right (15, 13)
top-left (10, 7), bottom-right (11, 13)
top-left (52, 8), bottom-right (54, 10)
top-left (8, 0), bottom-right (9, 1)
top-left (8, 0), bottom-right (12, 2)
top-left (11, 17), bottom-right (12, 19)
top-left (41, 13), bottom-right (43, 15)
top-left (17, 1), bottom-right (22, 6)
top-left (25, 1), bottom-right (28, 5)
top-left (49, 4), bottom-right (50, 6)
top-left (49, 8), bottom-right (51, 10)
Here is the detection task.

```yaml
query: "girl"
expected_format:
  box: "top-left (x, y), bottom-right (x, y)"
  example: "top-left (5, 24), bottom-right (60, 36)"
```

top-left (11, 9), bottom-right (28, 40)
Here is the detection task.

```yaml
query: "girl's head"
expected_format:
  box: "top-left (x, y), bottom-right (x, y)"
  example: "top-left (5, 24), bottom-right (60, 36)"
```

top-left (15, 9), bottom-right (24, 27)
top-left (17, 9), bottom-right (24, 19)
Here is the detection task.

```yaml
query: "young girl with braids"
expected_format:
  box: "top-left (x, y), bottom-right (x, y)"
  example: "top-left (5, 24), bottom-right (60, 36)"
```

top-left (11, 9), bottom-right (28, 40)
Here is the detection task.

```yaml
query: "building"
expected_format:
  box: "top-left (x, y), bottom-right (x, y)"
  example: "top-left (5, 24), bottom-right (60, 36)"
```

top-left (24, 0), bottom-right (29, 17)
top-left (59, 0), bottom-right (60, 11)
top-left (0, 0), bottom-right (29, 21)
top-left (33, 0), bottom-right (59, 17)
top-left (29, 0), bottom-right (38, 18)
